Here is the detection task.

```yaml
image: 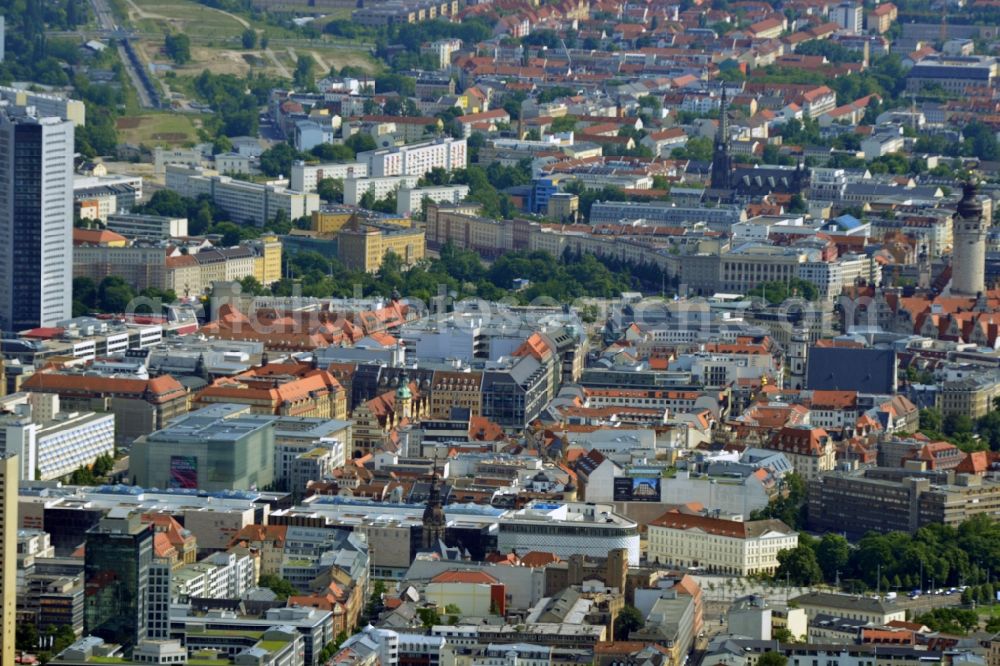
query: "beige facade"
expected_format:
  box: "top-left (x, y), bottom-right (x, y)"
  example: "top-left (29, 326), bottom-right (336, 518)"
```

top-left (0, 452), bottom-right (16, 665)
top-left (338, 225), bottom-right (425, 273)
top-left (937, 376), bottom-right (1000, 419)
top-left (73, 245), bottom-right (165, 288)
top-left (648, 515), bottom-right (797, 576)
top-left (429, 371), bottom-right (483, 420)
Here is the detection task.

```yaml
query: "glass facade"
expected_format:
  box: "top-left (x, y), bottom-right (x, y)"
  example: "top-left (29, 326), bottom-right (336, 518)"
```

top-left (84, 521), bottom-right (153, 653)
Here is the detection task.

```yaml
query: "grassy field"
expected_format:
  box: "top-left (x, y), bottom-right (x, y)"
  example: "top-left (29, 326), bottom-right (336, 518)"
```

top-left (116, 112), bottom-right (202, 147)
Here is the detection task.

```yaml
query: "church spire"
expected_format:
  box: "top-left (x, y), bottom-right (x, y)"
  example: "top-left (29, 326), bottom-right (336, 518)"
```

top-left (421, 466), bottom-right (446, 550)
top-left (718, 85), bottom-right (730, 147)
top-left (710, 86), bottom-right (734, 190)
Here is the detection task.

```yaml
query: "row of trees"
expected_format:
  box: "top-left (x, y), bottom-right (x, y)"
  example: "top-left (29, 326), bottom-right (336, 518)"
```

top-left (776, 515), bottom-right (1000, 592)
top-left (918, 403), bottom-right (1000, 452)
top-left (72, 276), bottom-right (177, 317)
top-left (271, 240), bottom-right (668, 305)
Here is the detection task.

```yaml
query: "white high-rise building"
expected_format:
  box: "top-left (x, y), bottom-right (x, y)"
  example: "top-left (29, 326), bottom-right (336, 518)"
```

top-left (0, 106), bottom-right (74, 332)
top-left (833, 1), bottom-right (864, 34)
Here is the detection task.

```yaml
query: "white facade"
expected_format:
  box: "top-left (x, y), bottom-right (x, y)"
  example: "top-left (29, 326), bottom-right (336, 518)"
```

top-left (357, 138), bottom-right (467, 178)
top-left (166, 165), bottom-right (319, 225)
top-left (396, 185), bottom-right (470, 216)
top-left (172, 550), bottom-right (256, 601)
top-left (343, 175), bottom-right (421, 206)
top-left (106, 213), bottom-right (188, 240)
top-left (648, 516), bottom-right (798, 576)
top-left (290, 161), bottom-right (368, 193)
top-left (35, 411), bottom-right (116, 480)
top-left (497, 501), bottom-right (641, 565)
top-left (833, 2), bottom-right (863, 33)
top-left (0, 109), bottom-right (74, 331)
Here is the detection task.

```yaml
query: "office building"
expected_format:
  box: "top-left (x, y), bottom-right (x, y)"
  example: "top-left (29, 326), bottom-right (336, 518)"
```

top-left (105, 213), bottom-right (188, 240)
top-left (129, 403), bottom-right (276, 492)
top-left (194, 360), bottom-right (347, 420)
top-left (0, 106), bottom-right (74, 332)
top-left (21, 372), bottom-right (189, 450)
top-left (906, 55), bottom-right (998, 94)
top-left (0, 86), bottom-right (84, 125)
top-left (165, 165), bottom-right (320, 226)
top-left (808, 469), bottom-right (1000, 537)
top-left (0, 396), bottom-right (115, 481)
top-left (272, 417), bottom-right (350, 489)
top-left (0, 452), bottom-right (16, 665)
top-left (84, 511), bottom-right (153, 655)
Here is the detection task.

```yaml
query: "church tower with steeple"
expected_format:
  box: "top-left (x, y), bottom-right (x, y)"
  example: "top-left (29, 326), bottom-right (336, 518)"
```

top-left (422, 470), bottom-right (446, 550)
top-left (710, 87), bottom-right (733, 190)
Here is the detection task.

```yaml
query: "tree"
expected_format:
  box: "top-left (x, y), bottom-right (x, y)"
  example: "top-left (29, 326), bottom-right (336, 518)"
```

top-left (758, 652), bottom-right (789, 666)
top-left (345, 133), bottom-right (377, 154)
top-left (258, 574), bottom-right (298, 601)
top-left (317, 177), bottom-right (344, 203)
top-left (241, 28), bottom-right (257, 50)
top-left (98, 276), bottom-right (136, 313)
top-left (294, 55), bottom-right (317, 91)
top-left (164, 33), bottom-right (191, 65)
top-left (16, 622), bottom-right (38, 650)
top-left (816, 533), bottom-right (850, 584)
top-left (417, 607), bottom-right (441, 628)
top-left (312, 143), bottom-right (355, 162)
top-left (259, 143), bottom-right (304, 178)
top-left (920, 408), bottom-right (943, 434)
top-left (943, 413), bottom-right (974, 437)
top-left (776, 544), bottom-right (823, 586)
top-left (614, 604), bottom-right (644, 639)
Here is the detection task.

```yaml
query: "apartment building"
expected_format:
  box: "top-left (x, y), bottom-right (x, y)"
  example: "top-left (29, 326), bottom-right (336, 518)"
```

top-left (356, 137), bottom-right (467, 178)
top-left (648, 512), bottom-right (798, 576)
top-left (290, 161), bottom-right (368, 193)
top-left (425, 211), bottom-right (515, 258)
top-left (352, 0), bottom-right (460, 26)
top-left (866, 2), bottom-right (897, 33)
top-left (166, 165), bottom-right (320, 225)
top-left (337, 224), bottom-right (425, 273)
top-left (0, 86), bottom-right (85, 125)
top-left (396, 185), bottom-right (470, 216)
top-left (75, 236), bottom-right (282, 296)
top-left (343, 175), bottom-right (421, 206)
top-left (765, 426), bottom-right (836, 482)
